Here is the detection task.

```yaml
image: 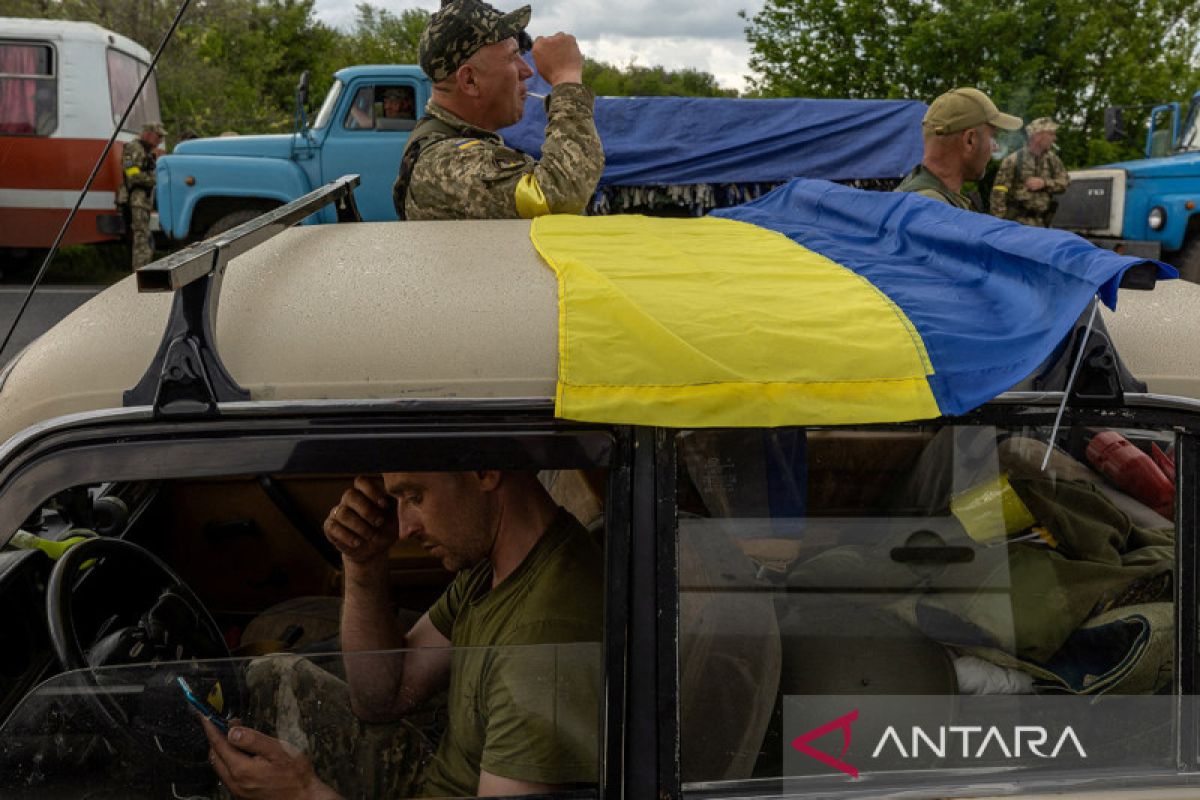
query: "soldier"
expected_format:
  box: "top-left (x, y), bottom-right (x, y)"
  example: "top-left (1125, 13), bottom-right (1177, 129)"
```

top-left (393, 0), bottom-right (604, 220)
top-left (990, 117), bottom-right (1071, 226)
top-left (896, 87), bottom-right (1022, 211)
top-left (117, 122), bottom-right (165, 269)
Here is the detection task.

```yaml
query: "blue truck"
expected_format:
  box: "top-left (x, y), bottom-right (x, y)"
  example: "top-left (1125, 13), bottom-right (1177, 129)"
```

top-left (1053, 91), bottom-right (1200, 280)
top-left (156, 64), bottom-right (928, 240)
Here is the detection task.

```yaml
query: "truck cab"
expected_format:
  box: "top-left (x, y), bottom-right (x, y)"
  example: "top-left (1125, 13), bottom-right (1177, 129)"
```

top-left (1054, 91), bottom-right (1200, 280)
top-left (156, 65), bottom-right (429, 241)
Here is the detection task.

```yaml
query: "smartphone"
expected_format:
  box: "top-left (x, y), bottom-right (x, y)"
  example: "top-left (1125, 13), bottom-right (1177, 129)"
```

top-left (177, 676), bottom-right (229, 734)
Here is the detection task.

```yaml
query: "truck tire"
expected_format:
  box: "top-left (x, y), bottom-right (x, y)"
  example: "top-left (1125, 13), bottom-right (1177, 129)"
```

top-left (1174, 237), bottom-right (1200, 284)
top-left (203, 209), bottom-right (265, 240)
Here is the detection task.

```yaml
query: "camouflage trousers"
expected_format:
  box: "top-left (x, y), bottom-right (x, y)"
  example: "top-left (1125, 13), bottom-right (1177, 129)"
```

top-left (1009, 213), bottom-right (1053, 228)
top-left (233, 655), bottom-right (437, 799)
top-left (128, 192), bottom-right (154, 269)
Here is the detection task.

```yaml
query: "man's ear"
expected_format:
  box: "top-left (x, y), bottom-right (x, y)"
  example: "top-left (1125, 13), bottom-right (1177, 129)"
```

top-left (456, 63), bottom-right (481, 97)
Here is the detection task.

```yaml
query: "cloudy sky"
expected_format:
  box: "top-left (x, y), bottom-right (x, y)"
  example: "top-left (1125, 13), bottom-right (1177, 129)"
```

top-left (312, 0), bottom-right (764, 92)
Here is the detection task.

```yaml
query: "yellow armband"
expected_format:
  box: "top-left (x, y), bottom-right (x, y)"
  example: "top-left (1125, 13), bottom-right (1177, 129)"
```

top-left (514, 173), bottom-right (551, 219)
top-left (992, 184), bottom-right (1008, 193)
top-left (124, 166), bottom-right (142, 177)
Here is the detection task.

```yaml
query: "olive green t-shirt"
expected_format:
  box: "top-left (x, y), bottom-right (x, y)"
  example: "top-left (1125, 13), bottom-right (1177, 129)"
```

top-left (419, 508), bottom-right (604, 797)
top-left (895, 164), bottom-right (976, 211)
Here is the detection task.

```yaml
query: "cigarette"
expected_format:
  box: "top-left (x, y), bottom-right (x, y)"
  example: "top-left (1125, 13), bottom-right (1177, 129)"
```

top-left (528, 92), bottom-right (545, 99)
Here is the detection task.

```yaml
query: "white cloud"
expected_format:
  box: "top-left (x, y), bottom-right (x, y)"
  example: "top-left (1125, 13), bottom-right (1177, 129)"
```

top-left (312, 0), bottom-right (763, 92)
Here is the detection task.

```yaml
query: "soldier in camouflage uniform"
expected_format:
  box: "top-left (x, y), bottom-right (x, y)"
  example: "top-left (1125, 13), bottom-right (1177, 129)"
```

top-left (895, 88), bottom-right (1021, 211)
top-left (393, 0), bottom-right (604, 220)
top-left (990, 117), bottom-right (1071, 226)
top-left (117, 122), bottom-right (165, 269)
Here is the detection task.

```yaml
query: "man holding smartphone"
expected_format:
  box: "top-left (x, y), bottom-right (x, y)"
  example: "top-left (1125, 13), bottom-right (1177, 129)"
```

top-left (200, 468), bottom-right (603, 799)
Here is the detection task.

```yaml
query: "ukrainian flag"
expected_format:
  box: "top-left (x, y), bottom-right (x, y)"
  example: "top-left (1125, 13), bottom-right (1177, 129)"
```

top-left (530, 179), bottom-right (1173, 428)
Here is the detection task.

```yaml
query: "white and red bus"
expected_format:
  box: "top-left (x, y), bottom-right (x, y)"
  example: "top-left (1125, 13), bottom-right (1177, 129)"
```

top-left (0, 18), bottom-right (162, 253)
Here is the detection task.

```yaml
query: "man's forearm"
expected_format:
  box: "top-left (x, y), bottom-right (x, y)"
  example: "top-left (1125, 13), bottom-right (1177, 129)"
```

top-left (340, 559), bottom-right (407, 719)
top-left (534, 83), bottom-right (605, 214)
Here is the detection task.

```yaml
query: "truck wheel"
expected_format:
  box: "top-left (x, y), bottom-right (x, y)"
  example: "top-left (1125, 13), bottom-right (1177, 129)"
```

top-left (203, 209), bottom-right (264, 240)
top-left (1174, 237), bottom-right (1200, 283)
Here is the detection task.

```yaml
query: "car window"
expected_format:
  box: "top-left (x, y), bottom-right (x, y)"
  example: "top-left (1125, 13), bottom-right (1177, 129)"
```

top-left (0, 42), bottom-right (56, 136)
top-left (106, 48), bottom-right (160, 133)
top-left (675, 423), bottom-right (1179, 795)
top-left (0, 463), bottom-right (608, 799)
top-left (343, 84), bottom-right (418, 132)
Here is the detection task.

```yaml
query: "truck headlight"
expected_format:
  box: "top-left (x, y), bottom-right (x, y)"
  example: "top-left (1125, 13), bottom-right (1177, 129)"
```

top-left (1148, 206), bottom-right (1166, 230)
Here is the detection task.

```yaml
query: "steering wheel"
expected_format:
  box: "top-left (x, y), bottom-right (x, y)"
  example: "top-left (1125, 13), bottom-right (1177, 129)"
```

top-left (44, 537), bottom-right (241, 772)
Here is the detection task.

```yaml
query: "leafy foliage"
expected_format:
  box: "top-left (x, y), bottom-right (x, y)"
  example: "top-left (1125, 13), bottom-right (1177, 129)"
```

top-left (742, 0), bottom-right (1200, 166)
top-left (584, 59), bottom-right (736, 97)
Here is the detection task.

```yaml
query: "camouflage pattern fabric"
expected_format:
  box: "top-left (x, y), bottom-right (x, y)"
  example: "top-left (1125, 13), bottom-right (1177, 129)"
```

top-left (119, 137), bottom-right (158, 269)
top-left (401, 83), bottom-right (604, 220)
top-left (234, 654), bottom-right (438, 799)
top-left (990, 146), bottom-right (1071, 226)
top-left (419, 0), bottom-right (531, 83)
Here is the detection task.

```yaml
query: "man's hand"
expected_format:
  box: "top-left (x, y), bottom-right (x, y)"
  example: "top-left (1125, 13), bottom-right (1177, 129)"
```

top-left (200, 718), bottom-right (341, 800)
top-left (1024, 176), bottom-right (1046, 191)
top-left (323, 476), bottom-right (398, 565)
top-left (532, 33), bottom-right (584, 86)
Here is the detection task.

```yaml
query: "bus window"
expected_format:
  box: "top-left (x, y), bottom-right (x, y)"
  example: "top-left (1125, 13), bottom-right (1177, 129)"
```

top-left (0, 42), bottom-right (56, 136)
top-left (106, 48), bottom-right (161, 132)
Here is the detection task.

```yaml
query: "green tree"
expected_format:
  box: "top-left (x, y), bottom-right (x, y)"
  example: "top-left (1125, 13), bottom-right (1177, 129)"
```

top-left (743, 0), bottom-right (1200, 167)
top-left (583, 59), bottom-right (737, 97)
top-left (340, 4), bottom-right (428, 65)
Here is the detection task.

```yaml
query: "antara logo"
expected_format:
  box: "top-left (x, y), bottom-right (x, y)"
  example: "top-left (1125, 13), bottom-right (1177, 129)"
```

top-left (791, 710), bottom-right (1087, 778)
top-left (791, 709), bottom-right (860, 778)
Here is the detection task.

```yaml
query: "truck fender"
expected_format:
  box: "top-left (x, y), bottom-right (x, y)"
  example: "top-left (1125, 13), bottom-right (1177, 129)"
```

top-left (156, 155), bottom-right (311, 240)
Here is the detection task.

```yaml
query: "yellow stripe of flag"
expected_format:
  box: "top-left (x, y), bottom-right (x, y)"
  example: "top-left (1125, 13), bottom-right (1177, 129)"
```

top-left (531, 214), bottom-right (940, 427)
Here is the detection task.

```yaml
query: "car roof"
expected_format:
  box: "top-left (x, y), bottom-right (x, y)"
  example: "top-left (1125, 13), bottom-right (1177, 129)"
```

top-left (0, 220), bottom-right (558, 447)
top-left (1, 217), bottom-right (1198, 450)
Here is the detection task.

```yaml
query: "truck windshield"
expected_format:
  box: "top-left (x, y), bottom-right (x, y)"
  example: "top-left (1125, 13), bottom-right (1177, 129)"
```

top-left (312, 80), bottom-right (342, 130)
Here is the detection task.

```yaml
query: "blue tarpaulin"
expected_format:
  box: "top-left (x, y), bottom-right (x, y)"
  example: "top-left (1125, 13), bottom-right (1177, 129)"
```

top-left (501, 75), bottom-right (926, 186)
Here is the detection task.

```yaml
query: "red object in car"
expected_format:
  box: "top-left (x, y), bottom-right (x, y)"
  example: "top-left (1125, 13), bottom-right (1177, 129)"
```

top-left (1085, 431), bottom-right (1175, 519)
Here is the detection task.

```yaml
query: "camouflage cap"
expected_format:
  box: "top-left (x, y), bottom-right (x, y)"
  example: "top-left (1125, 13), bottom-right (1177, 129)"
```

top-left (1026, 117), bottom-right (1059, 135)
top-left (383, 87), bottom-right (407, 100)
top-left (922, 87), bottom-right (1022, 136)
top-left (419, 0), bottom-right (532, 83)
top-left (142, 121), bottom-right (167, 136)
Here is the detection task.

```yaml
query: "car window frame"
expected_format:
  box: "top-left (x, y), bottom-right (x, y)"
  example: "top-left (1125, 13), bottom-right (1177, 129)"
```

top-left (0, 405), bottom-right (633, 800)
top-left (0, 38), bottom-right (57, 137)
top-left (658, 397), bottom-right (1200, 800)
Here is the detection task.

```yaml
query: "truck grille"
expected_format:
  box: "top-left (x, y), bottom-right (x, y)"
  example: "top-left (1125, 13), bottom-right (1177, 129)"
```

top-left (1052, 172), bottom-right (1118, 233)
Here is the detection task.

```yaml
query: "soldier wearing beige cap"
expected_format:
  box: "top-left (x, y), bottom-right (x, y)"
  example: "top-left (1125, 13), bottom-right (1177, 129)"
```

top-left (990, 116), bottom-right (1071, 227)
top-left (895, 87), bottom-right (1022, 211)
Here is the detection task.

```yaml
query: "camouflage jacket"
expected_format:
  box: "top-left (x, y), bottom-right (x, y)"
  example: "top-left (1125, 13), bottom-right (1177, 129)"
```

top-left (990, 146), bottom-right (1070, 223)
top-left (117, 137), bottom-right (157, 205)
top-left (894, 164), bottom-right (976, 211)
top-left (400, 83), bottom-right (604, 220)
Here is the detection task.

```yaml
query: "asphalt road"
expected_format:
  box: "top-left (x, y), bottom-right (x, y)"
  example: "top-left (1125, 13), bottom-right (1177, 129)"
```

top-left (0, 285), bottom-right (105, 367)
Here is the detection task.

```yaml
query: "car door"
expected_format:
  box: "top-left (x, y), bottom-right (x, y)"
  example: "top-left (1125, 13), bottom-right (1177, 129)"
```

top-left (657, 404), bottom-right (1200, 799)
top-left (0, 409), bottom-right (629, 799)
top-left (320, 80), bottom-right (424, 222)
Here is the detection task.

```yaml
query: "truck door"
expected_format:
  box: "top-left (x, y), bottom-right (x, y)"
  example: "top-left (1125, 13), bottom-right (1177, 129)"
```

top-left (320, 80), bottom-right (422, 221)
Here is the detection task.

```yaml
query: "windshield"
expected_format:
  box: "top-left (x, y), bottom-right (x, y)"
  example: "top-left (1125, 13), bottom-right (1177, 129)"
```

top-left (312, 79), bottom-right (342, 130)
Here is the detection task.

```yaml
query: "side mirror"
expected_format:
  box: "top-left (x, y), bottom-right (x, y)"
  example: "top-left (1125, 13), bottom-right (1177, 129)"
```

top-left (296, 70), bottom-right (311, 107)
top-left (1103, 106), bottom-right (1126, 142)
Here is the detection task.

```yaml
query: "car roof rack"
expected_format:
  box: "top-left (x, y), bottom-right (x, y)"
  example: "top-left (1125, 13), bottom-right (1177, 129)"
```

top-left (123, 174), bottom-right (362, 417)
